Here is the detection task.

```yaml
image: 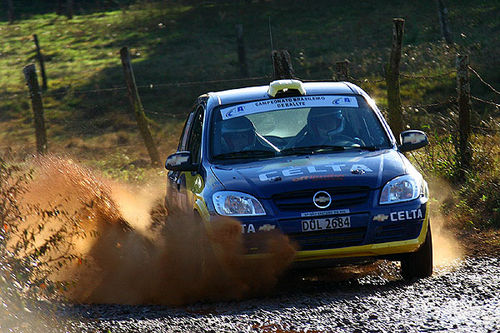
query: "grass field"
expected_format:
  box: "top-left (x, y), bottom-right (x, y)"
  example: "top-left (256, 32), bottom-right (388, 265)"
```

top-left (0, 0), bottom-right (499, 223)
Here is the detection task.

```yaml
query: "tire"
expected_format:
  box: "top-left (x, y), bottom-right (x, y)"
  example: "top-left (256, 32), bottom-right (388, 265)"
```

top-left (401, 223), bottom-right (433, 280)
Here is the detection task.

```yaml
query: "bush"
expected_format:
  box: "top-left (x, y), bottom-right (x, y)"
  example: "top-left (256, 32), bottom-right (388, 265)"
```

top-left (408, 131), bottom-right (500, 229)
top-left (0, 152), bottom-right (84, 302)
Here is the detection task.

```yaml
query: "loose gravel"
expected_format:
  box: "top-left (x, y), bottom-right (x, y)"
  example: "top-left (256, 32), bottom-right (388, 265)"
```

top-left (43, 255), bottom-right (499, 333)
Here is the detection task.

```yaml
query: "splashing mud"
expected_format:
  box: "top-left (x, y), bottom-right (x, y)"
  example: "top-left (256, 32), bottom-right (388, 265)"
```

top-left (8, 156), bottom-right (465, 306)
top-left (18, 155), bottom-right (296, 305)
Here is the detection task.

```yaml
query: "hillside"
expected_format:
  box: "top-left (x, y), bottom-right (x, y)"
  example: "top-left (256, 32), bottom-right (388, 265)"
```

top-left (0, 0), bottom-right (498, 183)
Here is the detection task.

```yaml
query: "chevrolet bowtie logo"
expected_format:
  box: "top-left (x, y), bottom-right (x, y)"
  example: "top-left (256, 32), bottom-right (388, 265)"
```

top-left (373, 214), bottom-right (389, 222)
top-left (313, 191), bottom-right (331, 209)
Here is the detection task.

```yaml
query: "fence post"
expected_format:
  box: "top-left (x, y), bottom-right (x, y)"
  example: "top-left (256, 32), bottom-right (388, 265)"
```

top-left (272, 49), bottom-right (294, 80)
top-left (120, 47), bottom-right (161, 167)
top-left (23, 64), bottom-right (48, 154)
top-left (436, 0), bottom-right (453, 45)
top-left (456, 54), bottom-right (472, 173)
top-left (385, 18), bottom-right (405, 141)
top-left (33, 34), bottom-right (48, 91)
top-left (66, 0), bottom-right (73, 19)
top-left (335, 60), bottom-right (349, 81)
top-left (6, 0), bottom-right (14, 23)
top-left (56, 0), bottom-right (63, 15)
top-left (236, 24), bottom-right (249, 77)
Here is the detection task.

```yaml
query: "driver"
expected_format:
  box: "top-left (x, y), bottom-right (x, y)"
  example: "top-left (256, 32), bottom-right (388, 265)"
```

top-left (297, 108), bottom-right (346, 146)
top-left (221, 116), bottom-right (257, 152)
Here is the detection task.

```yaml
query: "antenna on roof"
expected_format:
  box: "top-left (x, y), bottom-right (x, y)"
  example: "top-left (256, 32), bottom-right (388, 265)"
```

top-left (268, 16), bottom-right (274, 52)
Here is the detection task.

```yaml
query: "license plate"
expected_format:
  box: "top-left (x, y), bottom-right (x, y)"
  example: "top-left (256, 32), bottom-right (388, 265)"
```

top-left (301, 216), bottom-right (351, 232)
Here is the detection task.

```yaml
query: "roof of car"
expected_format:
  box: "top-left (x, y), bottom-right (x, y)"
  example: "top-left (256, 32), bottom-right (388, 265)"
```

top-left (207, 81), bottom-right (364, 107)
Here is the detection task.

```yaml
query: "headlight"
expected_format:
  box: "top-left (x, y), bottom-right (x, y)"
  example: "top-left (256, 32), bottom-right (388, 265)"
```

top-left (212, 191), bottom-right (266, 216)
top-left (379, 174), bottom-right (428, 205)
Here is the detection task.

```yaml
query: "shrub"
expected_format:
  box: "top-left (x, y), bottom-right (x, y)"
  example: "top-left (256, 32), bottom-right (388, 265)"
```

top-left (408, 132), bottom-right (500, 229)
top-left (0, 152), bottom-right (84, 301)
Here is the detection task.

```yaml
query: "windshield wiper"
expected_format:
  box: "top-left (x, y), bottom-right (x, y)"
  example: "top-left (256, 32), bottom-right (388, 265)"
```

top-left (280, 145), bottom-right (347, 155)
top-left (352, 146), bottom-right (380, 151)
top-left (213, 150), bottom-right (276, 160)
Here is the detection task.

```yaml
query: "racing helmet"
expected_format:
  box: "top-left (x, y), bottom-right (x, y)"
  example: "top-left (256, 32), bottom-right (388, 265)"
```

top-left (221, 117), bottom-right (256, 151)
top-left (307, 108), bottom-right (344, 138)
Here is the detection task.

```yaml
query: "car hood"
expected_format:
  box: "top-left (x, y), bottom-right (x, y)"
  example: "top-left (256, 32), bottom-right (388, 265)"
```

top-left (210, 149), bottom-right (406, 198)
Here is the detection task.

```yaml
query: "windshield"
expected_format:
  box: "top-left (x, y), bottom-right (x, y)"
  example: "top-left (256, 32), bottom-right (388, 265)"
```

top-left (210, 95), bottom-right (391, 161)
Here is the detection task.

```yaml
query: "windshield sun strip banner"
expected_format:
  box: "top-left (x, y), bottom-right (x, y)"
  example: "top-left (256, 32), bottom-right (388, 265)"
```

top-left (220, 95), bottom-right (359, 120)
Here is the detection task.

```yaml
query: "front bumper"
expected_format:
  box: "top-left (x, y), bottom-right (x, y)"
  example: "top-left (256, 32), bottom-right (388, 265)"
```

top-left (294, 213), bottom-right (429, 262)
top-left (231, 197), bottom-right (429, 264)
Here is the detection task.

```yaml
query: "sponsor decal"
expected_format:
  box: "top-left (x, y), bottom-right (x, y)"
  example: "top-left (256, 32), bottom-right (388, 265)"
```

top-left (242, 224), bottom-right (255, 233)
top-left (292, 174), bottom-right (344, 182)
top-left (301, 208), bottom-right (349, 217)
top-left (243, 224), bottom-right (276, 233)
top-left (373, 214), bottom-right (389, 222)
top-left (390, 209), bottom-right (423, 222)
top-left (220, 95), bottom-right (359, 120)
top-left (258, 224), bottom-right (276, 232)
top-left (332, 96), bottom-right (357, 106)
top-left (222, 105), bottom-right (247, 119)
top-left (350, 164), bottom-right (373, 175)
top-left (258, 163), bottom-right (372, 182)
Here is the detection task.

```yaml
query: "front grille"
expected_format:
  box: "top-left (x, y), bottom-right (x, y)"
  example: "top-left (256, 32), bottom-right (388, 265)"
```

top-left (272, 186), bottom-right (370, 211)
top-left (288, 227), bottom-right (366, 251)
top-left (373, 222), bottom-right (422, 243)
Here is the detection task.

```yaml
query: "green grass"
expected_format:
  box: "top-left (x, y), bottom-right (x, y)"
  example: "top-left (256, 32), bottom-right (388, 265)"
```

top-left (0, 0), bottom-right (499, 225)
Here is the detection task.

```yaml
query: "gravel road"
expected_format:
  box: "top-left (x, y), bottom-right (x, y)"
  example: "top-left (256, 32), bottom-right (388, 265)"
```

top-left (40, 255), bottom-right (497, 333)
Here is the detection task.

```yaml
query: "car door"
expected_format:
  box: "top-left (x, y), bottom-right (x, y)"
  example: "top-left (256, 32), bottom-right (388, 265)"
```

top-left (166, 104), bottom-right (204, 214)
top-left (166, 109), bottom-right (195, 214)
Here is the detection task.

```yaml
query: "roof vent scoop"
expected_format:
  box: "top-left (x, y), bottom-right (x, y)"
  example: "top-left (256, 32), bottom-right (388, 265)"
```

top-left (267, 79), bottom-right (306, 98)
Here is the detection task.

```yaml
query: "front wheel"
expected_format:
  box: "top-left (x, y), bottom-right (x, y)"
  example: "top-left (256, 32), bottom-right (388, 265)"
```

top-left (401, 224), bottom-right (433, 280)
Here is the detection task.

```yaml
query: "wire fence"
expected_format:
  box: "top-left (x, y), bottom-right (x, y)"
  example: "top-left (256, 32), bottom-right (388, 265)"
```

top-left (4, 65), bottom-right (498, 110)
top-left (471, 95), bottom-right (500, 108)
top-left (4, 58), bottom-right (498, 124)
top-left (469, 65), bottom-right (500, 96)
top-left (400, 70), bottom-right (456, 80)
top-left (3, 75), bottom-right (272, 100)
top-left (404, 98), bottom-right (456, 110)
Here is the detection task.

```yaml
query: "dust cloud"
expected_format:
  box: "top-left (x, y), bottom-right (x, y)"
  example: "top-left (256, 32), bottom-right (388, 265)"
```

top-left (18, 155), bottom-right (296, 305)
top-left (9, 156), bottom-right (464, 306)
top-left (428, 180), bottom-right (464, 267)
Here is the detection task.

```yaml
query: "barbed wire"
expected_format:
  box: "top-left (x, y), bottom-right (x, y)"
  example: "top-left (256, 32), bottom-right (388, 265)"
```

top-left (468, 65), bottom-right (500, 96)
top-left (136, 76), bottom-right (271, 92)
top-left (471, 95), bottom-right (500, 108)
top-left (43, 86), bottom-right (127, 97)
top-left (3, 72), bottom-right (499, 112)
top-left (347, 76), bottom-right (386, 84)
top-left (146, 110), bottom-right (186, 118)
top-left (403, 98), bottom-right (456, 109)
top-left (2, 75), bottom-right (271, 99)
top-left (400, 70), bottom-right (456, 80)
top-left (347, 71), bottom-right (456, 84)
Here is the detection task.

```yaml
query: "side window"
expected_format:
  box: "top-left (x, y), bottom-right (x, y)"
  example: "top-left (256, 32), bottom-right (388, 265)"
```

top-left (178, 111), bottom-right (195, 151)
top-left (187, 106), bottom-right (204, 164)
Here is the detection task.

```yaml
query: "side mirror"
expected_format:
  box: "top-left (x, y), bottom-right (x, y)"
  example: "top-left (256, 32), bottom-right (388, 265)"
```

top-left (165, 151), bottom-right (198, 171)
top-left (399, 130), bottom-right (429, 152)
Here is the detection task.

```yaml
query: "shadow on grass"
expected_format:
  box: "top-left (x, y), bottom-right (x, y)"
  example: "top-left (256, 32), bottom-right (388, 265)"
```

top-left (11, 0), bottom-right (498, 142)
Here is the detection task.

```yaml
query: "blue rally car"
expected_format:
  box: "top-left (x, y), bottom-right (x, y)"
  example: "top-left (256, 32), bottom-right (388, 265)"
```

top-left (165, 79), bottom-right (432, 280)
